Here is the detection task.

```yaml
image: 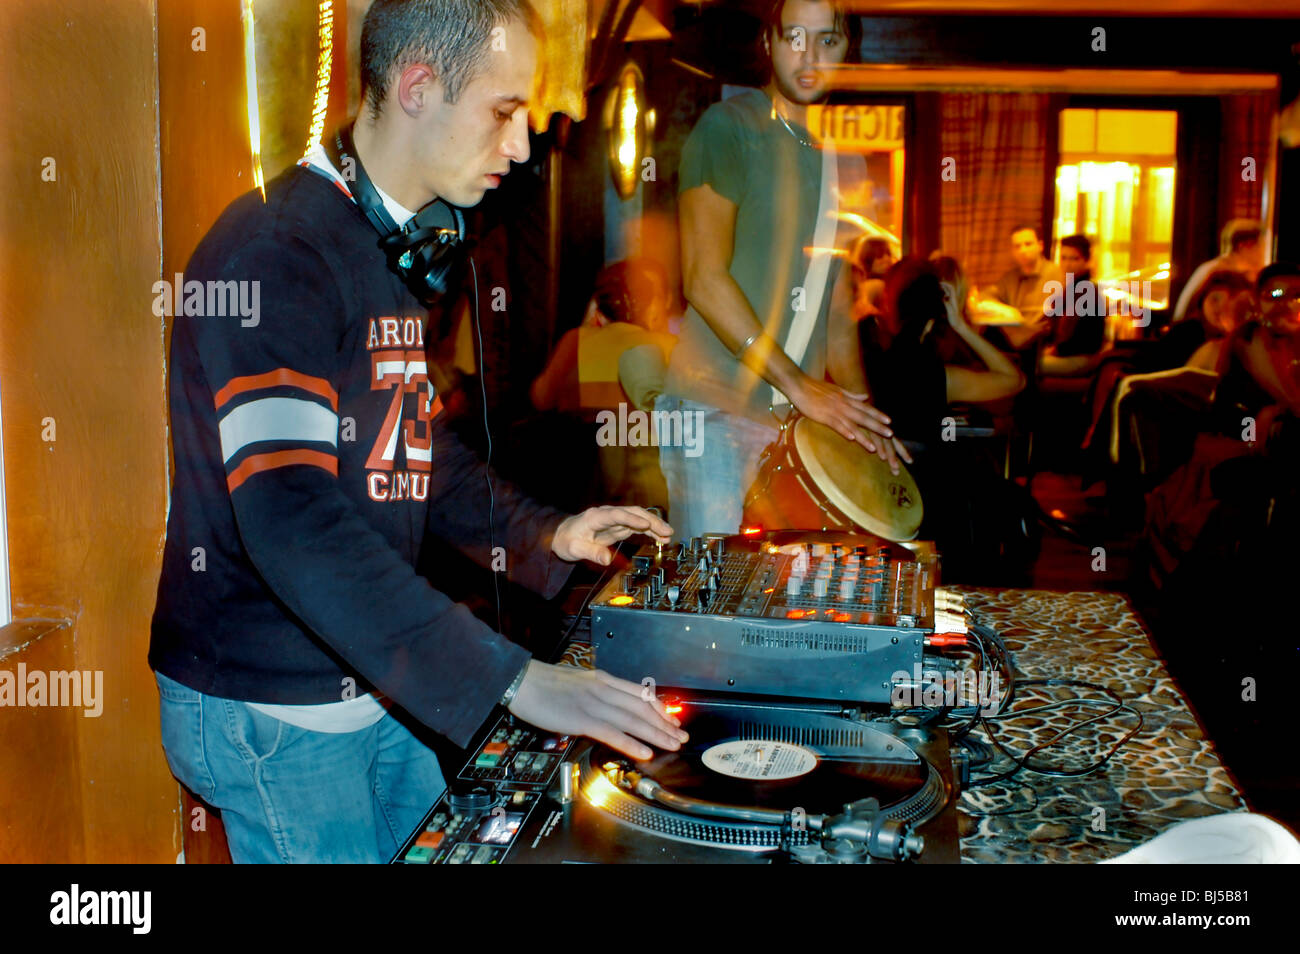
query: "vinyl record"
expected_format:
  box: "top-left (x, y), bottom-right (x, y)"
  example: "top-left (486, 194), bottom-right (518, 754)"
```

top-left (592, 701), bottom-right (925, 817)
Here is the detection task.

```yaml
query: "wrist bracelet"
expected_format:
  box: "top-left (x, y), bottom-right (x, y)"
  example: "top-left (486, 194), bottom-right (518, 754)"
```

top-left (736, 331), bottom-right (765, 358)
top-left (500, 660), bottom-right (529, 707)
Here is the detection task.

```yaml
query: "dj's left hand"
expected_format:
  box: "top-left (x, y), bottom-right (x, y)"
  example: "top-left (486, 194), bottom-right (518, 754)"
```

top-left (552, 506), bottom-right (673, 566)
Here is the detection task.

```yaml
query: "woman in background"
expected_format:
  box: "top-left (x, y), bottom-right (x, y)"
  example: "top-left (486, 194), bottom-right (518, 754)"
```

top-left (848, 235), bottom-right (896, 321)
top-left (858, 256), bottom-right (1025, 444)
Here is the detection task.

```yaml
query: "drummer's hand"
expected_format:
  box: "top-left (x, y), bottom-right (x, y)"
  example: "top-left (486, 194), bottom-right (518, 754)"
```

top-left (552, 505), bottom-right (673, 566)
top-left (789, 377), bottom-right (912, 473)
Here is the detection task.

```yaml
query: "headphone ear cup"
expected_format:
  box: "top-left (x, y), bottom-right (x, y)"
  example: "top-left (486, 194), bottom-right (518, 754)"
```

top-left (380, 199), bottom-right (468, 302)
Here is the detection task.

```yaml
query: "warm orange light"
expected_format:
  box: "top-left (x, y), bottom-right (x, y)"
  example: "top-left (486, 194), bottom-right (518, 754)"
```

top-left (741, 526), bottom-right (763, 536)
top-left (240, 0), bottom-right (265, 198)
top-left (610, 594), bottom-right (635, 606)
top-left (834, 612), bottom-right (851, 622)
top-left (763, 587), bottom-right (774, 594)
top-left (665, 704), bottom-right (683, 715)
top-left (304, 2), bottom-right (334, 155)
top-left (606, 64), bottom-right (646, 200)
top-left (584, 771), bottom-right (619, 810)
top-left (786, 609), bottom-right (806, 619)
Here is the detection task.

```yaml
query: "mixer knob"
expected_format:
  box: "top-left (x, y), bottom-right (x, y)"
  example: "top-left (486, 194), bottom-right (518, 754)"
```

top-left (622, 574), bottom-right (635, 594)
top-left (708, 569), bottom-right (720, 592)
top-left (813, 577), bottom-right (828, 599)
top-left (689, 537), bottom-right (702, 556)
top-left (839, 578), bottom-right (854, 601)
top-left (666, 584), bottom-right (680, 608)
top-left (785, 574), bottom-right (802, 596)
top-left (655, 568), bottom-right (666, 587)
top-left (712, 537), bottom-right (726, 558)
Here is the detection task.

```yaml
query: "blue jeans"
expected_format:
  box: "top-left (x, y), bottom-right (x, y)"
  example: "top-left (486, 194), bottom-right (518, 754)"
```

top-left (655, 395), bottom-right (779, 542)
top-left (155, 671), bottom-right (445, 863)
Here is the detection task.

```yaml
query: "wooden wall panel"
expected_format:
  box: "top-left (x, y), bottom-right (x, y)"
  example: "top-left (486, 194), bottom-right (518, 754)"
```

top-left (0, 0), bottom-right (175, 862)
top-left (0, 623), bottom-right (81, 861)
top-left (159, 0), bottom-right (251, 289)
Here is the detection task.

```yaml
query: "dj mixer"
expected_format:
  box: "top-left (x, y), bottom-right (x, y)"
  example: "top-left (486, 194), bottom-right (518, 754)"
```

top-left (591, 530), bottom-right (939, 704)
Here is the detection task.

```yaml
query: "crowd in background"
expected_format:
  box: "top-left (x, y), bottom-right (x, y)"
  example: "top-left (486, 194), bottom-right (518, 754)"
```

top-left (481, 215), bottom-right (1299, 591)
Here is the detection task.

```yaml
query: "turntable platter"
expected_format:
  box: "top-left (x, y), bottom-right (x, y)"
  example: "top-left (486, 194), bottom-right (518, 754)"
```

top-left (586, 698), bottom-right (930, 830)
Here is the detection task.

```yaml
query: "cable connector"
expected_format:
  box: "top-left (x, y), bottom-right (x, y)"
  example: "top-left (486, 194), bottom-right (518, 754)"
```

top-left (926, 632), bottom-right (969, 648)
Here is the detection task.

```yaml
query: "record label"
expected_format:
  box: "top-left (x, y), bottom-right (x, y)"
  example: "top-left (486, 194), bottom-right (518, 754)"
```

top-left (701, 740), bottom-right (818, 780)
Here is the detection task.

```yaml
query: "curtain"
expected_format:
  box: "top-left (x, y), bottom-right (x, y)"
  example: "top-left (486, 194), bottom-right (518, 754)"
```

top-left (938, 92), bottom-right (1053, 289)
top-left (1222, 91), bottom-right (1278, 224)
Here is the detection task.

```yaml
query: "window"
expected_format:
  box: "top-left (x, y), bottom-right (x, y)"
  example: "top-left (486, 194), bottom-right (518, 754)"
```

top-left (810, 103), bottom-right (907, 251)
top-left (1053, 108), bottom-right (1177, 316)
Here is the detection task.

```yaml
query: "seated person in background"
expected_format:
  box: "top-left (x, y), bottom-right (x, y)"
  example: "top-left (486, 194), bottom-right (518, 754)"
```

top-left (1082, 271), bottom-right (1255, 455)
top-left (1215, 263), bottom-right (1300, 436)
top-left (862, 258), bottom-right (1032, 583)
top-left (858, 257), bottom-right (1026, 444)
top-left (974, 223), bottom-right (1065, 352)
top-left (847, 234), bottom-right (896, 320)
top-left (1040, 234), bottom-right (1107, 377)
top-left (530, 259), bottom-right (676, 511)
top-left (1143, 264), bottom-right (1299, 587)
top-left (530, 259), bottom-right (675, 414)
top-left (1182, 270), bottom-right (1256, 372)
top-left (1171, 219), bottom-right (1265, 324)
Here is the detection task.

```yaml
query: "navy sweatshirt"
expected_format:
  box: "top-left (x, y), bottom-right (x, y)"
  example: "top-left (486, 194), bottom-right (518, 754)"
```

top-left (150, 164), bottom-right (573, 747)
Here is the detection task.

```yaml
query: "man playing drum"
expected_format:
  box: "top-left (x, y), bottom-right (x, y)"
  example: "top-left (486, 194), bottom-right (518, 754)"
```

top-left (657, 0), bottom-right (909, 541)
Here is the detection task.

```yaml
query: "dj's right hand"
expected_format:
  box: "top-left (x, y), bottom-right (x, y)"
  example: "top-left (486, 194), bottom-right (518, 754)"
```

top-left (789, 376), bottom-right (912, 474)
top-left (507, 661), bottom-right (689, 761)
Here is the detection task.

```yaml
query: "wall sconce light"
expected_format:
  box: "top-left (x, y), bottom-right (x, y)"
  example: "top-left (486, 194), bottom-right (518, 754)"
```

top-left (605, 63), bottom-right (647, 200)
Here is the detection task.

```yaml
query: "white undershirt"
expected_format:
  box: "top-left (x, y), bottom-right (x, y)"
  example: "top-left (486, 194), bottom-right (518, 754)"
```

top-left (245, 145), bottom-right (417, 734)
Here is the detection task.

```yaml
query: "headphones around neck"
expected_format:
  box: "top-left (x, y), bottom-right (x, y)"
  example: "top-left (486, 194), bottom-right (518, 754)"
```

top-left (325, 123), bottom-right (468, 305)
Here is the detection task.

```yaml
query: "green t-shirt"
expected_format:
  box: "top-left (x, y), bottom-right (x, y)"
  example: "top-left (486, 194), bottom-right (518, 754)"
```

top-left (664, 88), bottom-right (837, 425)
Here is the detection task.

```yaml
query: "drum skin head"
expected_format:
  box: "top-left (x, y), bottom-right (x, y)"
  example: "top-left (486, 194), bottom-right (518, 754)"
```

top-left (792, 417), bottom-right (923, 540)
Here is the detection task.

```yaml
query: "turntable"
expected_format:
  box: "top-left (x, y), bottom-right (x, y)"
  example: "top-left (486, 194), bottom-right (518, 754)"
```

top-left (393, 530), bottom-right (965, 865)
top-left (394, 694), bottom-right (961, 864)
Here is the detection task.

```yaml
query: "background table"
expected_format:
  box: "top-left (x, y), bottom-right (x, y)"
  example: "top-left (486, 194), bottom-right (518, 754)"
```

top-left (953, 588), bottom-right (1246, 863)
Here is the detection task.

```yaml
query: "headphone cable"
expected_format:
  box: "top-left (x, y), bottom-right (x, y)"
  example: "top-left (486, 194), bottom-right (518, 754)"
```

top-left (469, 258), bottom-right (503, 634)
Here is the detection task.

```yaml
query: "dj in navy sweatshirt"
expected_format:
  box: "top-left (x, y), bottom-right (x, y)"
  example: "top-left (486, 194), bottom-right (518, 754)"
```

top-left (150, 162), bottom-right (572, 748)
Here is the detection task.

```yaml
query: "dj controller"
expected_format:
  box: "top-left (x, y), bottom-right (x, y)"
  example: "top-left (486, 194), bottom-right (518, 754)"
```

top-left (394, 530), bottom-right (969, 865)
